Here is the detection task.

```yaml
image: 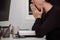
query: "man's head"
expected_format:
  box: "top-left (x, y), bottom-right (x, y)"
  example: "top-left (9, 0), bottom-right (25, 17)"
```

top-left (31, 0), bottom-right (55, 6)
top-left (31, 0), bottom-right (45, 5)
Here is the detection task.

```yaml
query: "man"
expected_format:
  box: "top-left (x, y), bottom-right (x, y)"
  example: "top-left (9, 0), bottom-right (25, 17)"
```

top-left (30, 0), bottom-right (60, 40)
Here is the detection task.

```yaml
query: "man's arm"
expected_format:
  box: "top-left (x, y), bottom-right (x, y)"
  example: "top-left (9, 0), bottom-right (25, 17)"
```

top-left (32, 13), bottom-right (46, 30)
top-left (32, 6), bottom-right (60, 37)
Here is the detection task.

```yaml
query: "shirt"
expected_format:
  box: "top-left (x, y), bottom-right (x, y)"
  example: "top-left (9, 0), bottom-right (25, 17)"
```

top-left (32, 5), bottom-right (60, 40)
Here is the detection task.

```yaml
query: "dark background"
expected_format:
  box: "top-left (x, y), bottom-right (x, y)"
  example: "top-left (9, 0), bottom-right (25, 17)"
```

top-left (29, 0), bottom-right (32, 15)
top-left (0, 0), bottom-right (11, 21)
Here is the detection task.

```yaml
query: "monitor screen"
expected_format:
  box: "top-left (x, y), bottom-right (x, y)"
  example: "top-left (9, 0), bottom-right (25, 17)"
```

top-left (0, 0), bottom-right (11, 21)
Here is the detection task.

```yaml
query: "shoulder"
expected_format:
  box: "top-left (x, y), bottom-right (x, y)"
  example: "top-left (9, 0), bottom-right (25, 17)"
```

top-left (46, 6), bottom-right (60, 17)
top-left (54, 6), bottom-right (60, 17)
top-left (50, 6), bottom-right (60, 23)
top-left (45, 6), bottom-right (60, 22)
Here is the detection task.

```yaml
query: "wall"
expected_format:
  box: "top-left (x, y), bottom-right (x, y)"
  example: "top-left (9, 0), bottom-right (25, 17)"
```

top-left (0, 0), bottom-right (46, 39)
top-left (0, 0), bottom-right (35, 33)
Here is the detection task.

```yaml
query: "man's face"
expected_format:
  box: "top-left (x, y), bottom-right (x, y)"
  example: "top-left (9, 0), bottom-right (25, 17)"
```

top-left (31, 0), bottom-right (45, 5)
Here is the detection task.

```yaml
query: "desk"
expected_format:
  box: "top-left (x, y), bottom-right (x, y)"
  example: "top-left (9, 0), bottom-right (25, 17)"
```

top-left (1, 34), bottom-right (46, 40)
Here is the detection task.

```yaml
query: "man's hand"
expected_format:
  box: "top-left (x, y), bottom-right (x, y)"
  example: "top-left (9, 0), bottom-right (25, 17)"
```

top-left (30, 4), bottom-right (43, 19)
top-left (31, 0), bottom-right (53, 13)
top-left (31, 0), bottom-right (45, 10)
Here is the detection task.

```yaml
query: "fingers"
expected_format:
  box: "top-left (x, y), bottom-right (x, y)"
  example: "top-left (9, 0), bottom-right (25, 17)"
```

top-left (31, 0), bottom-right (44, 11)
top-left (35, 3), bottom-right (42, 10)
top-left (30, 4), bottom-right (43, 19)
top-left (30, 4), bottom-right (38, 13)
top-left (30, 4), bottom-right (43, 14)
top-left (31, 0), bottom-right (34, 3)
top-left (40, 6), bottom-right (43, 14)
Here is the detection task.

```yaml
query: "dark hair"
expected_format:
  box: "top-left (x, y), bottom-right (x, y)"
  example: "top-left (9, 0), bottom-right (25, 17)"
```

top-left (46, 0), bottom-right (55, 5)
top-left (46, 0), bottom-right (60, 6)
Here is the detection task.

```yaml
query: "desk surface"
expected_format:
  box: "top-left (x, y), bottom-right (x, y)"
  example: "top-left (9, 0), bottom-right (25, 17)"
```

top-left (1, 35), bottom-right (46, 40)
top-left (2, 37), bottom-right (46, 40)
